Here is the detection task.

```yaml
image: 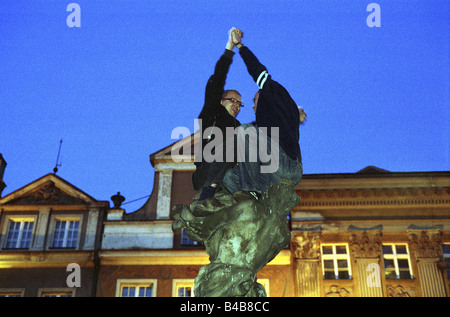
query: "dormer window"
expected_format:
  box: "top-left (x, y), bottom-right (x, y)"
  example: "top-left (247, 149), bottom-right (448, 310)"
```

top-left (49, 216), bottom-right (82, 249)
top-left (5, 218), bottom-right (35, 249)
top-left (52, 219), bottom-right (80, 248)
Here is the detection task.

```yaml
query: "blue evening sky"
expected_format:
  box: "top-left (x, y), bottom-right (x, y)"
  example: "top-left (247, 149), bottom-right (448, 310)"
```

top-left (1, 0), bottom-right (449, 210)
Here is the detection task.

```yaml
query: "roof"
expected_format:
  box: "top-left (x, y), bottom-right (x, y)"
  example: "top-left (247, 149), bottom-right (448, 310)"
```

top-left (0, 173), bottom-right (108, 206)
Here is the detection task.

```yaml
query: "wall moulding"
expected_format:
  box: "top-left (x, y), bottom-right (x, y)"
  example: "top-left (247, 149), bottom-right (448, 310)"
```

top-left (294, 186), bottom-right (450, 210)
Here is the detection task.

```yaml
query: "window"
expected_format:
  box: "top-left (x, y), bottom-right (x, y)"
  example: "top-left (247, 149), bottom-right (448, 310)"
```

top-left (1, 215), bottom-right (37, 250)
top-left (116, 279), bottom-right (157, 297)
top-left (173, 279), bottom-right (195, 297)
top-left (321, 244), bottom-right (352, 279)
top-left (41, 291), bottom-right (73, 297)
top-left (0, 289), bottom-right (24, 297)
top-left (171, 279), bottom-right (269, 297)
top-left (38, 288), bottom-right (75, 297)
top-left (47, 214), bottom-right (83, 250)
top-left (5, 219), bottom-right (34, 249)
top-left (181, 228), bottom-right (200, 246)
top-left (382, 244), bottom-right (413, 279)
top-left (443, 244), bottom-right (450, 279)
top-left (120, 285), bottom-right (153, 297)
top-left (52, 219), bottom-right (80, 248)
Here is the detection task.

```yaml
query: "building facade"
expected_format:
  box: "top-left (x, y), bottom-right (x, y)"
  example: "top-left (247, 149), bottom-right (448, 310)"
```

top-left (291, 167), bottom-right (450, 297)
top-left (0, 172), bottom-right (108, 297)
top-left (98, 135), bottom-right (450, 297)
top-left (1, 136), bottom-right (449, 297)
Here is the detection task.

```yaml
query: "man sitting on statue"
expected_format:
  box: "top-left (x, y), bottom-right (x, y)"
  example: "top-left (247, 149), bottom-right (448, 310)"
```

top-left (223, 28), bottom-right (306, 201)
top-left (192, 28), bottom-right (245, 205)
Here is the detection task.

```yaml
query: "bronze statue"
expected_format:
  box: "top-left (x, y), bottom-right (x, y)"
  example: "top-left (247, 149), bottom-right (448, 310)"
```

top-left (172, 179), bottom-right (300, 297)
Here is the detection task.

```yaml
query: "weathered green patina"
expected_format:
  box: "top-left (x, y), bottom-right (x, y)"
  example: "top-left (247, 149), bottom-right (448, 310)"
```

top-left (172, 179), bottom-right (300, 297)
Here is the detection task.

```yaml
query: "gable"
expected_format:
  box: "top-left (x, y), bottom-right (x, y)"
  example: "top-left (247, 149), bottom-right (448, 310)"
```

top-left (150, 132), bottom-right (198, 167)
top-left (0, 173), bottom-right (97, 206)
top-left (357, 166), bottom-right (390, 174)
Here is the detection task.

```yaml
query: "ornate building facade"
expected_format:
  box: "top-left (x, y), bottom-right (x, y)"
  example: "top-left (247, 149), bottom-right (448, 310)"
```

top-left (1, 138), bottom-right (449, 297)
top-left (0, 172), bottom-right (108, 297)
top-left (98, 135), bottom-right (450, 297)
top-left (291, 167), bottom-right (450, 297)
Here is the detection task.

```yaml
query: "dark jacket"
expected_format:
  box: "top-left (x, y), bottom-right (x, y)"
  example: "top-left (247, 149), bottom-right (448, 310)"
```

top-left (196, 49), bottom-right (241, 167)
top-left (192, 49), bottom-right (241, 190)
top-left (239, 46), bottom-right (302, 162)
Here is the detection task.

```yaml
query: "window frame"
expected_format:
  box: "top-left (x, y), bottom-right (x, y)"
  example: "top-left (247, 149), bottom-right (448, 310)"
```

top-left (38, 288), bottom-right (75, 297)
top-left (382, 243), bottom-right (414, 279)
top-left (115, 279), bottom-right (157, 297)
top-left (172, 279), bottom-right (195, 297)
top-left (321, 243), bottom-right (352, 280)
top-left (442, 243), bottom-right (450, 279)
top-left (48, 215), bottom-right (83, 250)
top-left (1, 215), bottom-right (37, 250)
top-left (0, 288), bottom-right (25, 297)
top-left (180, 228), bottom-right (200, 246)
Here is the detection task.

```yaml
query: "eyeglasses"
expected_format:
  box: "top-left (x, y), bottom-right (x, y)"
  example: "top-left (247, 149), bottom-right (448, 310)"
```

top-left (222, 98), bottom-right (244, 107)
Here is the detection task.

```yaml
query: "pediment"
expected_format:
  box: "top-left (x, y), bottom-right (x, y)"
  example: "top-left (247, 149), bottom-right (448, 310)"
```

top-left (150, 132), bottom-right (198, 167)
top-left (357, 166), bottom-right (390, 174)
top-left (0, 173), bottom-right (97, 206)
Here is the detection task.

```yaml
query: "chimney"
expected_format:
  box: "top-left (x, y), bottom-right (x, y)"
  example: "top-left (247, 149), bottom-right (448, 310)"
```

top-left (0, 153), bottom-right (7, 197)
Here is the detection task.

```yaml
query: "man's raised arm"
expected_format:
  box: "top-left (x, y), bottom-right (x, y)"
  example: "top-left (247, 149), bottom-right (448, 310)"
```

top-left (201, 29), bottom-right (238, 114)
top-left (231, 29), bottom-right (270, 90)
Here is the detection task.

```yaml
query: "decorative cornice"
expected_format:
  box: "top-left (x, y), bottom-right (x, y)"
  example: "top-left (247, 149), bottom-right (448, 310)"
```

top-left (98, 249), bottom-right (291, 266)
top-left (296, 187), bottom-right (450, 208)
top-left (299, 186), bottom-right (450, 198)
top-left (0, 251), bottom-right (95, 268)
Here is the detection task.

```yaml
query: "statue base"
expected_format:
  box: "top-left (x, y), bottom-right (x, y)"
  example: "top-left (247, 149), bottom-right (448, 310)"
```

top-left (172, 179), bottom-right (300, 297)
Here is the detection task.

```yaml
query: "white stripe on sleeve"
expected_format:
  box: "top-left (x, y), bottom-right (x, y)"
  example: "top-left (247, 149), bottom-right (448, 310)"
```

top-left (259, 72), bottom-right (269, 89)
top-left (256, 70), bottom-right (268, 88)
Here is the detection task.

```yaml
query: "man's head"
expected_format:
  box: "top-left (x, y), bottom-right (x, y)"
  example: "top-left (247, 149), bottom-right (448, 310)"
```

top-left (221, 90), bottom-right (243, 117)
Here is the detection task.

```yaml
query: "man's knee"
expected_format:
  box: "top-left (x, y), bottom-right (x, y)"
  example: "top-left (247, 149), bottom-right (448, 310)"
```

top-left (223, 168), bottom-right (239, 194)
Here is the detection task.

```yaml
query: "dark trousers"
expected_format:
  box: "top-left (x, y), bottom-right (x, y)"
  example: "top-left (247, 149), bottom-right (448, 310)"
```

top-left (192, 161), bottom-right (235, 191)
